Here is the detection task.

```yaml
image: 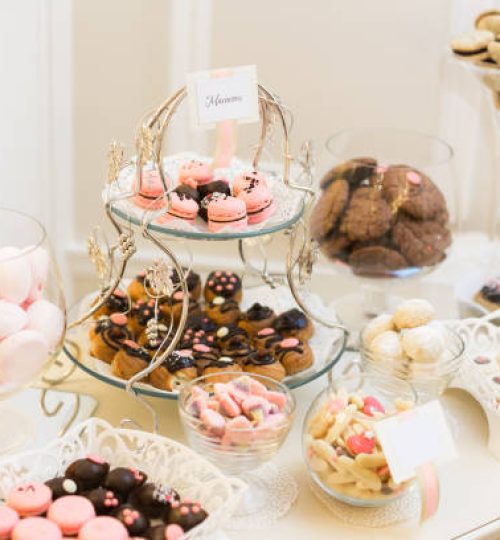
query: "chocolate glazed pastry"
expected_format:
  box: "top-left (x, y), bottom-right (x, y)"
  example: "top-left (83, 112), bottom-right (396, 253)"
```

top-left (149, 351), bottom-right (197, 391)
top-left (243, 352), bottom-right (286, 381)
top-left (475, 279), bottom-right (500, 311)
top-left (253, 327), bottom-right (283, 355)
top-left (129, 299), bottom-right (156, 337)
top-left (238, 303), bottom-right (276, 336)
top-left (89, 313), bottom-right (133, 364)
top-left (171, 266), bottom-right (202, 300)
top-left (276, 337), bottom-right (314, 375)
top-left (127, 270), bottom-right (150, 302)
top-left (273, 308), bottom-right (314, 341)
top-left (221, 338), bottom-right (254, 364)
top-left (111, 339), bottom-right (150, 380)
top-left (215, 325), bottom-right (249, 347)
top-left (204, 270), bottom-right (243, 303)
top-left (191, 343), bottom-right (220, 373)
top-left (92, 289), bottom-right (129, 319)
top-left (203, 356), bottom-right (242, 383)
top-left (186, 312), bottom-right (218, 334)
top-left (206, 296), bottom-right (241, 326)
top-left (179, 327), bottom-right (216, 349)
top-left (170, 291), bottom-right (202, 324)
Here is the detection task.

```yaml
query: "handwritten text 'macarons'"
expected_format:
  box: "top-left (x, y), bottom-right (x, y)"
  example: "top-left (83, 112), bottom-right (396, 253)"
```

top-left (205, 94), bottom-right (243, 109)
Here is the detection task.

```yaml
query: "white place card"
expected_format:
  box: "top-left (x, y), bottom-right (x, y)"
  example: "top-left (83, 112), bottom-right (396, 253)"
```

top-left (374, 400), bottom-right (457, 484)
top-left (187, 65), bottom-right (259, 129)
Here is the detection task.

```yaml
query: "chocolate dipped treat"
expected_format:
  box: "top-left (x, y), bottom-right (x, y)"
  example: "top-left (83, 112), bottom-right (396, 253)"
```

top-left (89, 313), bottom-right (132, 364)
top-left (113, 504), bottom-right (149, 536)
top-left (171, 266), bottom-right (202, 300)
top-left (206, 296), bottom-right (241, 326)
top-left (127, 482), bottom-right (180, 520)
top-left (273, 308), bottom-right (314, 341)
top-left (129, 299), bottom-right (157, 336)
top-left (204, 270), bottom-right (242, 303)
top-left (92, 289), bottom-right (129, 319)
top-left (83, 486), bottom-right (121, 515)
top-left (252, 327), bottom-right (283, 355)
top-left (243, 352), bottom-right (286, 381)
top-left (475, 279), bottom-right (500, 312)
top-left (104, 467), bottom-right (147, 499)
top-left (111, 339), bottom-right (150, 380)
top-left (44, 477), bottom-right (79, 500)
top-left (168, 499), bottom-right (208, 532)
top-left (202, 356), bottom-right (242, 383)
top-left (149, 350), bottom-right (197, 391)
top-left (238, 303), bottom-right (276, 336)
top-left (65, 455), bottom-right (110, 491)
top-left (276, 337), bottom-right (313, 375)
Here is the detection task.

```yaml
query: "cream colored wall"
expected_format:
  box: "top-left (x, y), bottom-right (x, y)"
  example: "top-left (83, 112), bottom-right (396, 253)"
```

top-left (73, 0), bottom-right (170, 240)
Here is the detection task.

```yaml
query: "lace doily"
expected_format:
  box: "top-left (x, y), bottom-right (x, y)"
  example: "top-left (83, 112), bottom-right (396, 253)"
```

top-left (0, 418), bottom-right (246, 539)
top-left (226, 462), bottom-right (298, 530)
top-left (105, 152), bottom-right (305, 235)
top-left (308, 478), bottom-right (420, 528)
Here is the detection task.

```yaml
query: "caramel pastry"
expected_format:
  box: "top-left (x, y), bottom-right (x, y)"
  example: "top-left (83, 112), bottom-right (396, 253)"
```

top-left (215, 325), bottom-right (249, 349)
top-left (111, 339), bottom-right (150, 380)
top-left (203, 356), bottom-right (242, 383)
top-left (171, 267), bottom-right (202, 301)
top-left (273, 308), bottom-right (314, 341)
top-left (127, 270), bottom-right (149, 302)
top-left (206, 296), bottom-right (241, 326)
top-left (204, 270), bottom-right (242, 303)
top-left (276, 337), bottom-right (313, 375)
top-left (129, 299), bottom-right (157, 336)
top-left (89, 313), bottom-right (133, 364)
top-left (92, 289), bottom-right (129, 319)
top-left (238, 303), bottom-right (276, 336)
top-left (191, 343), bottom-right (220, 373)
top-left (253, 327), bottom-right (283, 355)
top-left (243, 352), bottom-right (286, 381)
top-left (170, 291), bottom-right (202, 325)
top-left (138, 322), bottom-right (173, 352)
top-left (149, 350), bottom-right (197, 391)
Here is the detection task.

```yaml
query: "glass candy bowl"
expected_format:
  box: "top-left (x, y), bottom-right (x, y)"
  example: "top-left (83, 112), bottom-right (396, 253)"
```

top-left (303, 372), bottom-right (417, 507)
top-left (0, 209), bottom-right (66, 451)
top-left (311, 128), bottom-right (455, 278)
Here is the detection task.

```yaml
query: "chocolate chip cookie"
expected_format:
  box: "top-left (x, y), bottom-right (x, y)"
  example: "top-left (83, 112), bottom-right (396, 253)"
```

top-left (310, 178), bottom-right (349, 241)
top-left (392, 214), bottom-right (451, 266)
top-left (381, 166), bottom-right (446, 219)
top-left (348, 246), bottom-right (408, 275)
top-left (320, 157), bottom-right (377, 190)
top-left (339, 186), bottom-right (392, 242)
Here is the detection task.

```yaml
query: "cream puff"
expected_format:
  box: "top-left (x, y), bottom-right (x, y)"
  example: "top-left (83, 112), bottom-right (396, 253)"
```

top-left (273, 308), bottom-right (314, 341)
top-left (149, 350), bottom-right (198, 392)
top-left (89, 313), bottom-right (133, 364)
top-left (111, 339), bottom-right (150, 380)
top-left (202, 356), bottom-right (242, 383)
top-left (275, 337), bottom-right (313, 375)
top-left (204, 271), bottom-right (242, 303)
top-left (243, 352), bottom-right (286, 381)
top-left (206, 296), bottom-right (241, 326)
top-left (238, 303), bottom-right (276, 336)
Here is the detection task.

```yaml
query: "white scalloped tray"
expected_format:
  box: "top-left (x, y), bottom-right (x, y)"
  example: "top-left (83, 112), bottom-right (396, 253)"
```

top-left (0, 418), bottom-right (245, 539)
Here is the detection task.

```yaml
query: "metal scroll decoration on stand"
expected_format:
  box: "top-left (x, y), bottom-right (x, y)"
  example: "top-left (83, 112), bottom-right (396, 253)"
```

top-left (65, 82), bottom-right (349, 431)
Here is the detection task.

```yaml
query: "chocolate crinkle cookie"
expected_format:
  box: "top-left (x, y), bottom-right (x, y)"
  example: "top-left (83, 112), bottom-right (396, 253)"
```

top-left (311, 159), bottom-right (452, 275)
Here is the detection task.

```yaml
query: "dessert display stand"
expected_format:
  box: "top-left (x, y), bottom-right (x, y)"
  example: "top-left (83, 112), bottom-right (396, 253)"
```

top-left (61, 83), bottom-right (349, 528)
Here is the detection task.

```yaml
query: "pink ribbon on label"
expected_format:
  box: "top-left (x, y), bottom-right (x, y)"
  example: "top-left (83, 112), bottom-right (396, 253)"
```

top-left (417, 462), bottom-right (440, 521)
top-left (210, 69), bottom-right (237, 169)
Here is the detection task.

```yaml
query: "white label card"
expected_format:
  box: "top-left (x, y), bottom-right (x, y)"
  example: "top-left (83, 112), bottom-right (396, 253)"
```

top-left (374, 400), bottom-right (457, 484)
top-left (187, 65), bottom-right (259, 129)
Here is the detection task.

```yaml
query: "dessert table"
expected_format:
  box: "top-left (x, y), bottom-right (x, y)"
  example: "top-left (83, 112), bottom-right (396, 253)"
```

top-left (43, 356), bottom-right (500, 540)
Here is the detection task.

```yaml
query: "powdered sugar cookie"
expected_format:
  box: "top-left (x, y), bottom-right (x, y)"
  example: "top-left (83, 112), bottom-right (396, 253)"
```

top-left (393, 299), bottom-right (435, 330)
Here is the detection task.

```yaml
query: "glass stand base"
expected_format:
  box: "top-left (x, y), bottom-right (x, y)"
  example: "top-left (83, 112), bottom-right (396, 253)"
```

top-left (226, 462), bottom-right (298, 530)
top-left (0, 404), bottom-right (34, 454)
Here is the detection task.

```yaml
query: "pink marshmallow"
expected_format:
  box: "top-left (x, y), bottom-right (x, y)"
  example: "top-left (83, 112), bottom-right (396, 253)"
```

top-left (218, 393), bottom-right (241, 418)
top-left (200, 408), bottom-right (226, 437)
top-left (264, 390), bottom-right (287, 411)
top-left (0, 300), bottom-right (28, 339)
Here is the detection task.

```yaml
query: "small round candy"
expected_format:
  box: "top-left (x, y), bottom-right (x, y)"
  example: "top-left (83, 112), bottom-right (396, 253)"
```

top-left (47, 495), bottom-right (96, 536)
top-left (78, 516), bottom-right (128, 540)
top-left (7, 482), bottom-right (52, 517)
top-left (0, 505), bottom-right (19, 540)
top-left (12, 516), bottom-right (62, 540)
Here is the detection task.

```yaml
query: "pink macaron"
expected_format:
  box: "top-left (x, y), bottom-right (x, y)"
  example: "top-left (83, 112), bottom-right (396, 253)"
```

top-left (12, 517), bottom-right (62, 540)
top-left (157, 191), bottom-right (199, 224)
top-left (0, 505), bottom-right (19, 539)
top-left (232, 171), bottom-right (268, 196)
top-left (78, 516), bottom-right (128, 540)
top-left (207, 196), bottom-right (247, 233)
top-left (47, 496), bottom-right (96, 536)
top-left (237, 184), bottom-right (275, 224)
top-left (132, 169), bottom-right (170, 210)
top-left (7, 482), bottom-right (52, 517)
top-left (178, 160), bottom-right (213, 188)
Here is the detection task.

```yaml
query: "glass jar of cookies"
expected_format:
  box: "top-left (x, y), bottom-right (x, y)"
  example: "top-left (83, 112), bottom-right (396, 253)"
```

top-left (311, 128), bottom-right (455, 278)
top-left (303, 372), bottom-right (417, 507)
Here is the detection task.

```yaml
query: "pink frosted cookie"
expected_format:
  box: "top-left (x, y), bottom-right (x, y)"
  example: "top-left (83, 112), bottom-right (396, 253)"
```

top-left (7, 482), bottom-right (52, 517)
top-left (207, 196), bottom-right (247, 233)
top-left (232, 171), bottom-right (268, 196)
top-left (12, 517), bottom-right (62, 540)
top-left (47, 496), bottom-right (96, 536)
top-left (0, 505), bottom-right (19, 539)
top-left (237, 184), bottom-right (275, 225)
top-left (0, 329), bottom-right (49, 390)
top-left (0, 300), bottom-right (27, 339)
top-left (178, 160), bottom-right (213, 188)
top-left (157, 191), bottom-right (199, 224)
top-left (78, 516), bottom-right (128, 540)
top-left (132, 169), bottom-right (169, 210)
